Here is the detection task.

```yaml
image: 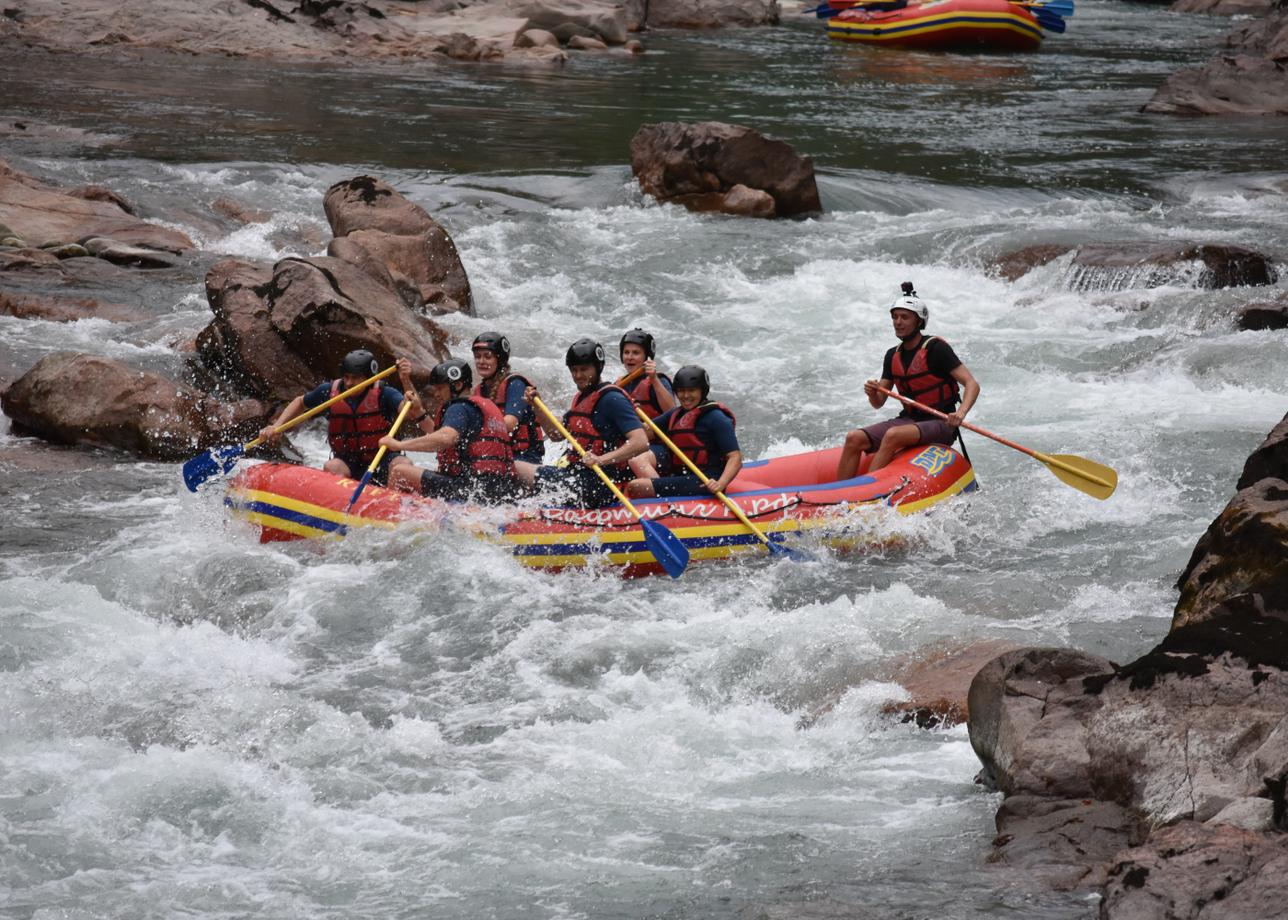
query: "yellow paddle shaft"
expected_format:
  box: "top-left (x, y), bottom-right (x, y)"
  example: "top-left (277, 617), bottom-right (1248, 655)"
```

top-left (249, 365), bottom-right (399, 451)
top-left (363, 397), bottom-right (414, 475)
top-left (531, 395), bottom-right (646, 520)
top-left (633, 407), bottom-right (773, 549)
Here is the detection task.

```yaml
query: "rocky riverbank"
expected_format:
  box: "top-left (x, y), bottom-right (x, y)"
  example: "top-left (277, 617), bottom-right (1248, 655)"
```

top-left (967, 414), bottom-right (1288, 917)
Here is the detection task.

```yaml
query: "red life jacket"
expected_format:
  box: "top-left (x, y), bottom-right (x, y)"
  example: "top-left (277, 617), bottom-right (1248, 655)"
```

top-left (663, 403), bottom-right (737, 475)
top-left (626, 373), bottom-right (673, 419)
top-left (326, 380), bottom-right (389, 465)
top-left (890, 336), bottom-right (960, 418)
top-left (563, 383), bottom-right (631, 473)
top-left (435, 395), bottom-right (516, 479)
top-left (474, 372), bottom-right (544, 456)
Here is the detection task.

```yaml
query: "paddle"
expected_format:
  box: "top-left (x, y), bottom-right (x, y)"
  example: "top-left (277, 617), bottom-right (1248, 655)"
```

top-left (873, 385), bottom-right (1117, 500)
top-left (343, 398), bottom-right (413, 516)
top-left (1030, 8), bottom-right (1067, 32)
top-left (614, 365), bottom-right (647, 388)
top-left (1014, 0), bottom-right (1073, 15)
top-left (531, 395), bottom-right (690, 578)
top-left (182, 365), bottom-right (398, 491)
top-left (634, 407), bottom-right (811, 562)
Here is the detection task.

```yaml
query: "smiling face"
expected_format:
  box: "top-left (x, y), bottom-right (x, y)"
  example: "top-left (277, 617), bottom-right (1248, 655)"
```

top-left (568, 364), bottom-right (599, 391)
top-left (473, 347), bottom-right (498, 379)
top-left (675, 387), bottom-right (703, 411)
top-left (621, 343), bottom-right (647, 370)
top-left (891, 308), bottom-right (922, 340)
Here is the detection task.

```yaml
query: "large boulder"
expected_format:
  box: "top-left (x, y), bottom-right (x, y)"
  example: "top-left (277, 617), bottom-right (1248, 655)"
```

top-left (1066, 241), bottom-right (1276, 291)
top-left (1238, 293), bottom-right (1288, 331)
top-left (1145, 11), bottom-right (1288, 116)
top-left (991, 243), bottom-right (1072, 282)
top-left (0, 159), bottom-right (192, 253)
top-left (882, 638), bottom-right (1021, 729)
top-left (0, 352), bottom-right (267, 460)
top-left (988, 796), bottom-right (1145, 892)
top-left (323, 175), bottom-right (473, 314)
top-left (1174, 412), bottom-right (1288, 629)
top-left (197, 256), bottom-right (450, 402)
top-left (630, 121), bottom-right (821, 218)
top-left (644, 0), bottom-right (779, 28)
top-left (510, 0), bottom-right (629, 43)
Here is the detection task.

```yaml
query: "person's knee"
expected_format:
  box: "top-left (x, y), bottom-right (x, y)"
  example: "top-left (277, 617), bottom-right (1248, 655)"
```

top-left (626, 478), bottom-right (656, 498)
top-left (844, 429), bottom-right (870, 452)
top-left (323, 458), bottom-right (350, 477)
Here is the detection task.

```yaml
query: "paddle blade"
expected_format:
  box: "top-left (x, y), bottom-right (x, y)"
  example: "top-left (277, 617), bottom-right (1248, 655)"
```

top-left (1032, 0), bottom-right (1073, 15)
top-left (768, 540), bottom-right (814, 563)
top-left (1043, 454), bottom-right (1117, 500)
top-left (641, 520), bottom-right (690, 578)
top-left (346, 470), bottom-right (375, 512)
top-left (1032, 9), bottom-right (1066, 32)
top-left (182, 444), bottom-right (245, 491)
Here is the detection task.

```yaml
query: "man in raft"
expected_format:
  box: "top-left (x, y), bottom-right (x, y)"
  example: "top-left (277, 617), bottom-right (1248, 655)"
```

top-left (836, 283), bottom-right (981, 478)
top-left (258, 348), bottom-right (425, 485)
top-left (471, 331), bottom-right (545, 465)
top-left (617, 327), bottom-right (676, 419)
top-left (626, 365), bottom-right (743, 499)
top-left (517, 338), bottom-right (650, 508)
top-left (379, 358), bottom-right (519, 501)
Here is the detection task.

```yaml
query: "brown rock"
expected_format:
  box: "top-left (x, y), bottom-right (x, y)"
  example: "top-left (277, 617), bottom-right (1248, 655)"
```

top-left (1238, 295), bottom-right (1288, 331)
top-left (1068, 241), bottom-right (1276, 291)
top-left (212, 196), bottom-right (271, 225)
top-left (991, 244), bottom-right (1072, 282)
top-left (1170, 0), bottom-right (1273, 13)
top-left (513, 0), bottom-right (628, 43)
top-left (514, 27), bottom-right (560, 48)
top-left (624, 39), bottom-right (644, 53)
top-left (1101, 822), bottom-right (1288, 919)
top-left (0, 159), bottom-right (192, 253)
top-left (883, 639), bottom-right (1022, 729)
top-left (1145, 11), bottom-right (1288, 117)
top-left (567, 34), bottom-right (608, 50)
top-left (67, 185), bottom-right (135, 214)
top-left (0, 352), bottom-right (267, 460)
top-left (988, 796), bottom-right (1145, 891)
top-left (0, 248), bottom-right (61, 271)
top-left (644, 0), bottom-right (780, 29)
top-left (630, 121), bottom-right (821, 218)
top-left (716, 184), bottom-right (776, 218)
top-left (0, 291), bottom-right (141, 323)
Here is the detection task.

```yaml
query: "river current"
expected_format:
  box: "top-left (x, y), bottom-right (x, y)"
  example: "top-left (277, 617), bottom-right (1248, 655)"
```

top-left (3, 5), bottom-right (1288, 919)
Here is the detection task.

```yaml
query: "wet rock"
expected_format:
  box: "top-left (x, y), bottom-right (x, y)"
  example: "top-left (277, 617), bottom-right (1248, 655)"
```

top-left (1145, 11), bottom-right (1288, 116)
top-left (988, 796), bottom-right (1145, 891)
top-left (991, 243), bottom-right (1072, 282)
top-left (1174, 411), bottom-right (1288, 628)
top-left (323, 175), bottom-right (473, 313)
top-left (0, 352), bottom-right (268, 460)
top-left (0, 291), bottom-right (142, 323)
top-left (513, 0), bottom-right (628, 43)
top-left (1065, 241), bottom-right (1276, 291)
top-left (67, 184), bottom-right (135, 214)
top-left (0, 159), bottom-right (192, 254)
top-left (1101, 822), bottom-right (1288, 919)
top-left (630, 121), bottom-right (822, 218)
top-left (514, 27), bottom-right (560, 47)
top-left (644, 0), bottom-right (780, 28)
top-left (212, 196), bottom-right (271, 225)
top-left (1171, 0), bottom-right (1274, 13)
top-left (1207, 796), bottom-right (1276, 831)
top-left (624, 38), bottom-right (644, 52)
top-left (1237, 295), bottom-right (1288, 331)
top-left (197, 256), bottom-right (450, 402)
top-left (883, 639), bottom-right (1021, 729)
top-left (39, 243), bottom-right (91, 259)
top-left (0, 248), bottom-right (60, 270)
top-left (567, 33), bottom-right (608, 50)
top-left (80, 236), bottom-right (181, 269)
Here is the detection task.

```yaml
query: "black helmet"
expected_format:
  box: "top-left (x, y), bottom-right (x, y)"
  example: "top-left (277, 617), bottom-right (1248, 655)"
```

top-left (429, 358), bottom-right (472, 393)
top-left (672, 365), bottom-right (710, 401)
top-left (565, 338), bottom-right (605, 374)
top-left (341, 348), bottom-right (378, 377)
top-left (619, 328), bottom-right (655, 360)
top-left (471, 331), bottom-right (510, 365)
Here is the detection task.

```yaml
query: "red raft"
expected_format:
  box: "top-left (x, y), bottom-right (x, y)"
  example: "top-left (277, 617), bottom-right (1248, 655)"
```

top-left (226, 443), bottom-right (977, 577)
top-left (827, 0), bottom-right (1045, 52)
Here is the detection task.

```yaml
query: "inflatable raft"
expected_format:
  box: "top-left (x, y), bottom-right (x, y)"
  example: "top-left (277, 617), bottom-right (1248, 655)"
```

top-left (226, 443), bottom-right (977, 577)
top-left (827, 0), bottom-right (1045, 52)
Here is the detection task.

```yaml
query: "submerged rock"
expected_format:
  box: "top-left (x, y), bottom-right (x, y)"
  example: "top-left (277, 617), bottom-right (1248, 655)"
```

top-left (1064, 241), bottom-right (1276, 291)
top-left (991, 243), bottom-right (1073, 282)
top-left (0, 291), bottom-right (142, 323)
top-left (0, 352), bottom-right (267, 459)
top-left (630, 121), bottom-right (822, 219)
top-left (1238, 294), bottom-right (1288, 330)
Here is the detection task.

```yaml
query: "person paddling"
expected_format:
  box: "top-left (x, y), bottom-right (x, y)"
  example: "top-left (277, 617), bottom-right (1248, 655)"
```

top-left (627, 365), bottom-right (742, 499)
top-left (617, 328), bottom-right (676, 419)
top-left (380, 358), bottom-right (519, 502)
top-left (471, 331), bottom-right (545, 464)
top-left (258, 349), bottom-right (424, 485)
top-left (836, 283), bottom-right (981, 478)
top-left (516, 338), bottom-right (650, 508)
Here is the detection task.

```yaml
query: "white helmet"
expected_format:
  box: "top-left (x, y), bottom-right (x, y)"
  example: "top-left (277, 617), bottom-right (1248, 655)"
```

top-left (889, 282), bottom-right (928, 328)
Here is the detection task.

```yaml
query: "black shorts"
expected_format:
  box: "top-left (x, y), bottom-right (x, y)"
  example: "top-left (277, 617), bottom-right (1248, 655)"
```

top-left (334, 451), bottom-right (400, 486)
top-left (419, 470), bottom-right (521, 503)
top-left (651, 473), bottom-right (713, 498)
top-left (534, 463), bottom-right (627, 509)
top-left (860, 418), bottom-right (956, 452)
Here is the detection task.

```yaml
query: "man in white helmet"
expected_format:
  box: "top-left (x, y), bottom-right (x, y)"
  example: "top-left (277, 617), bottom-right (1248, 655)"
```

top-left (836, 282), bottom-right (980, 478)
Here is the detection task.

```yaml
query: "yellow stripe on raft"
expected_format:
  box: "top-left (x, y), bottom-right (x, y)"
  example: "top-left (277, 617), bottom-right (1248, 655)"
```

top-left (828, 13), bottom-right (1039, 41)
top-left (896, 467), bottom-right (977, 515)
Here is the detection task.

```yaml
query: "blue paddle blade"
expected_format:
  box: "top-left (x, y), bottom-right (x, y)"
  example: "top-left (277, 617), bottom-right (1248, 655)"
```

top-left (641, 519), bottom-right (689, 579)
top-left (1032, 8), bottom-right (1066, 32)
top-left (809, 2), bottom-right (836, 16)
top-left (768, 539), bottom-right (814, 563)
top-left (1033, 0), bottom-right (1073, 16)
top-left (346, 470), bottom-right (374, 512)
top-left (183, 444), bottom-right (245, 491)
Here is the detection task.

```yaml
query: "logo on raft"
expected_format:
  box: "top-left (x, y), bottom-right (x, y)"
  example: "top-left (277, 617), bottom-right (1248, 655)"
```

top-left (909, 445), bottom-right (956, 478)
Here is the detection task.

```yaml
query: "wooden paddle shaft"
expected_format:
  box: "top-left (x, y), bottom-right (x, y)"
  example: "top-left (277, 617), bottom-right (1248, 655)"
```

top-left (634, 407), bottom-right (773, 549)
top-left (531, 395), bottom-right (646, 519)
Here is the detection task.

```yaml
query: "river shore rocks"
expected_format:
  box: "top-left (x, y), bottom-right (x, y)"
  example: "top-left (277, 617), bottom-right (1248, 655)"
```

top-left (991, 240), bottom-right (1278, 290)
top-left (1145, 9), bottom-right (1288, 116)
top-left (630, 122), bottom-right (822, 218)
top-left (0, 0), bottom-right (779, 68)
top-left (968, 410), bottom-right (1288, 914)
top-left (0, 352), bottom-right (268, 460)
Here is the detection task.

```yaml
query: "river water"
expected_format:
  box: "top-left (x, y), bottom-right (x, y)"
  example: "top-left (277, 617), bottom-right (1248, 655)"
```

top-left (3, 5), bottom-right (1288, 918)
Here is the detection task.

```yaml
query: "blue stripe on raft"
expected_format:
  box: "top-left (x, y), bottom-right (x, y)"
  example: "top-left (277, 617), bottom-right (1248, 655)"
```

top-left (225, 497), bottom-right (347, 535)
top-left (831, 14), bottom-right (1043, 38)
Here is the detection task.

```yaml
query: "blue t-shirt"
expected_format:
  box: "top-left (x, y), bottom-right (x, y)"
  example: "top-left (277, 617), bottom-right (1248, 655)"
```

top-left (589, 387), bottom-right (643, 446)
top-left (304, 380), bottom-right (405, 419)
top-left (653, 404), bottom-right (740, 476)
top-left (500, 377), bottom-right (530, 421)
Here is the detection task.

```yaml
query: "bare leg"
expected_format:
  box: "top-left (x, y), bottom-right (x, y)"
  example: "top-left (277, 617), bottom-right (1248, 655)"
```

top-left (386, 461), bottom-right (426, 493)
top-left (835, 429), bottom-right (871, 480)
top-left (629, 450), bottom-right (659, 479)
top-left (868, 423), bottom-right (921, 472)
top-left (514, 460), bottom-right (539, 488)
top-left (324, 458), bottom-right (354, 478)
top-left (626, 478), bottom-right (658, 498)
